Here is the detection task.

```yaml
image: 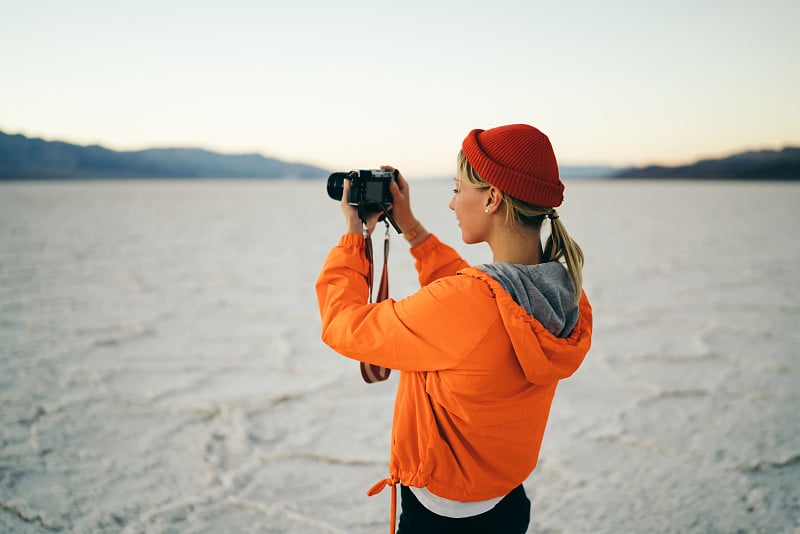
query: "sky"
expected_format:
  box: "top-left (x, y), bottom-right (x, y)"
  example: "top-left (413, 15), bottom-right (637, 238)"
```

top-left (1, 0), bottom-right (798, 177)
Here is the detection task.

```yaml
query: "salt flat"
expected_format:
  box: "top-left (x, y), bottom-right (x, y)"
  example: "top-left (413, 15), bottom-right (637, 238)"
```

top-left (1, 178), bottom-right (798, 532)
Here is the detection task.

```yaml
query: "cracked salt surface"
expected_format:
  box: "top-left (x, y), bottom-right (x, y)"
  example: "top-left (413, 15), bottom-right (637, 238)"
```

top-left (1, 179), bottom-right (798, 532)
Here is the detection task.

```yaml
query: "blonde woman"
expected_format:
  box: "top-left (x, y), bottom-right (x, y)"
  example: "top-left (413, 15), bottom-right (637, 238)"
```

top-left (317, 124), bottom-right (593, 534)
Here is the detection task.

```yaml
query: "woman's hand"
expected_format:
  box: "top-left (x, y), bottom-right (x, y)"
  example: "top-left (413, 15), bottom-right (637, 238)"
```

top-left (382, 166), bottom-right (417, 232)
top-left (341, 179), bottom-right (382, 235)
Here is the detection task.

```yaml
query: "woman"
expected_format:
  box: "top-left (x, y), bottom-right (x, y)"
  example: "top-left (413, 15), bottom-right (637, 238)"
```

top-left (316, 124), bottom-right (593, 533)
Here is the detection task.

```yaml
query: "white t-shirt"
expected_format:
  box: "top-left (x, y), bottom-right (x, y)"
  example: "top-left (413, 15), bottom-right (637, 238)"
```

top-left (409, 486), bottom-right (504, 518)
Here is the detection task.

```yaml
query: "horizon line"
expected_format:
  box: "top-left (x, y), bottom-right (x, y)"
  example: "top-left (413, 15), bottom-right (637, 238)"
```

top-left (2, 126), bottom-right (798, 172)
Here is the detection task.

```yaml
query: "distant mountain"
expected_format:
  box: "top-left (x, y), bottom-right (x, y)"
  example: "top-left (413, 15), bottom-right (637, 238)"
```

top-left (0, 130), bottom-right (329, 180)
top-left (614, 147), bottom-right (800, 180)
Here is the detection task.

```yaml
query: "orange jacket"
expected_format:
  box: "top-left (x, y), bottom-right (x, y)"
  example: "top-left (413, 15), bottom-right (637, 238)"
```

top-left (316, 232), bottom-right (592, 503)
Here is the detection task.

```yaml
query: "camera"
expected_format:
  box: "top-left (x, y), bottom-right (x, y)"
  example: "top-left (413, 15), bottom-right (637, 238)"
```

top-left (327, 169), bottom-right (401, 232)
top-left (327, 169), bottom-right (397, 207)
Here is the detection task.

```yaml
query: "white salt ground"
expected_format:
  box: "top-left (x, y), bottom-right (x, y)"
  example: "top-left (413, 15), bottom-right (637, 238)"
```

top-left (1, 178), bottom-right (798, 533)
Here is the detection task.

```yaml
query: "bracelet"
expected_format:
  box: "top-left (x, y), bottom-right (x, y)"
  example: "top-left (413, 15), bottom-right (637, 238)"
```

top-left (402, 221), bottom-right (422, 242)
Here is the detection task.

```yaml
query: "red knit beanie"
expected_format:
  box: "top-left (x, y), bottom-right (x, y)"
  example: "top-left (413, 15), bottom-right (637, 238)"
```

top-left (461, 124), bottom-right (564, 207)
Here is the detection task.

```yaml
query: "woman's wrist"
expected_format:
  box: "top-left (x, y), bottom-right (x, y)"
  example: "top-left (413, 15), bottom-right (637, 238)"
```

top-left (396, 216), bottom-right (418, 234)
top-left (403, 221), bottom-right (430, 247)
top-left (401, 220), bottom-right (420, 237)
top-left (408, 231), bottom-right (430, 248)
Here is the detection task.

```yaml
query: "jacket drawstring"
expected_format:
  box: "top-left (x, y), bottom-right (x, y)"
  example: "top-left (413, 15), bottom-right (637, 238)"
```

top-left (367, 477), bottom-right (399, 534)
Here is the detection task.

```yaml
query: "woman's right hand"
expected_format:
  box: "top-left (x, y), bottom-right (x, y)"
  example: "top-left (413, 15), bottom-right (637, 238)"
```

top-left (382, 166), bottom-right (417, 233)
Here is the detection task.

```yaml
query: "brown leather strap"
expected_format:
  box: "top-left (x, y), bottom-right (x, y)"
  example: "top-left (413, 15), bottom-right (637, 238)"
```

top-left (377, 225), bottom-right (389, 302)
top-left (360, 221), bottom-right (392, 383)
top-left (364, 226), bottom-right (374, 303)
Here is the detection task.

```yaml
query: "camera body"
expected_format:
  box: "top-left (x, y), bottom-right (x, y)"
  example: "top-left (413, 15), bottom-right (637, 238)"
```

top-left (327, 169), bottom-right (397, 208)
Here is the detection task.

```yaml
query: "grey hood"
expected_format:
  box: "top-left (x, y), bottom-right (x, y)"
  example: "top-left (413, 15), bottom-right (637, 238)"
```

top-left (477, 261), bottom-right (578, 338)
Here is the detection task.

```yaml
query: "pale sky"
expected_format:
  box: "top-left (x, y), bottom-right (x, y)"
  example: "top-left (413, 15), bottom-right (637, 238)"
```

top-left (1, 0), bottom-right (798, 177)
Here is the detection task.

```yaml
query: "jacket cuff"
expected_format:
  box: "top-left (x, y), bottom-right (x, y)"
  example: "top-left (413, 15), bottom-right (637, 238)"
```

top-left (338, 233), bottom-right (366, 248)
top-left (410, 233), bottom-right (441, 260)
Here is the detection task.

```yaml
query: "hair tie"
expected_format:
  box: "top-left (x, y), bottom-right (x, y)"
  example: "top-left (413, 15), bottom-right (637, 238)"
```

top-left (548, 209), bottom-right (559, 220)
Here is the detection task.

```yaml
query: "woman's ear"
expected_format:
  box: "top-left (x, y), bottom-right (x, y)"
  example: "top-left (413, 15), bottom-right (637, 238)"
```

top-left (485, 187), bottom-right (503, 214)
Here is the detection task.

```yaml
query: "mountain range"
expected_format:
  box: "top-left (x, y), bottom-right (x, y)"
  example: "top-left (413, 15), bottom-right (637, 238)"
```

top-left (1, 130), bottom-right (798, 180)
top-left (0, 130), bottom-right (329, 180)
top-left (613, 147), bottom-right (800, 180)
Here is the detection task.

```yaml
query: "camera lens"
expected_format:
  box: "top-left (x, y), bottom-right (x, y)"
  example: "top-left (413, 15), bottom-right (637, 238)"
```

top-left (327, 172), bottom-right (349, 201)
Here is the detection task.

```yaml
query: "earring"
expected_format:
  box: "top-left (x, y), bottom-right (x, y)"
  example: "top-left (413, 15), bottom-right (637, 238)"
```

top-left (484, 208), bottom-right (490, 214)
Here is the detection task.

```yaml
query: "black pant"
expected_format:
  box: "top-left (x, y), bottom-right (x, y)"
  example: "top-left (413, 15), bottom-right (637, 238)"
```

top-left (397, 484), bottom-right (531, 534)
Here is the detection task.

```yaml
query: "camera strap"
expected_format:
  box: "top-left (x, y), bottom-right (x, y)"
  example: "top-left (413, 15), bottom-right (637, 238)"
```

top-left (360, 219), bottom-right (392, 384)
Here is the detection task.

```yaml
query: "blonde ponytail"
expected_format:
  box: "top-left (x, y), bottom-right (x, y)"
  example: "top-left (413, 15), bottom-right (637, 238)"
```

top-left (543, 212), bottom-right (584, 305)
